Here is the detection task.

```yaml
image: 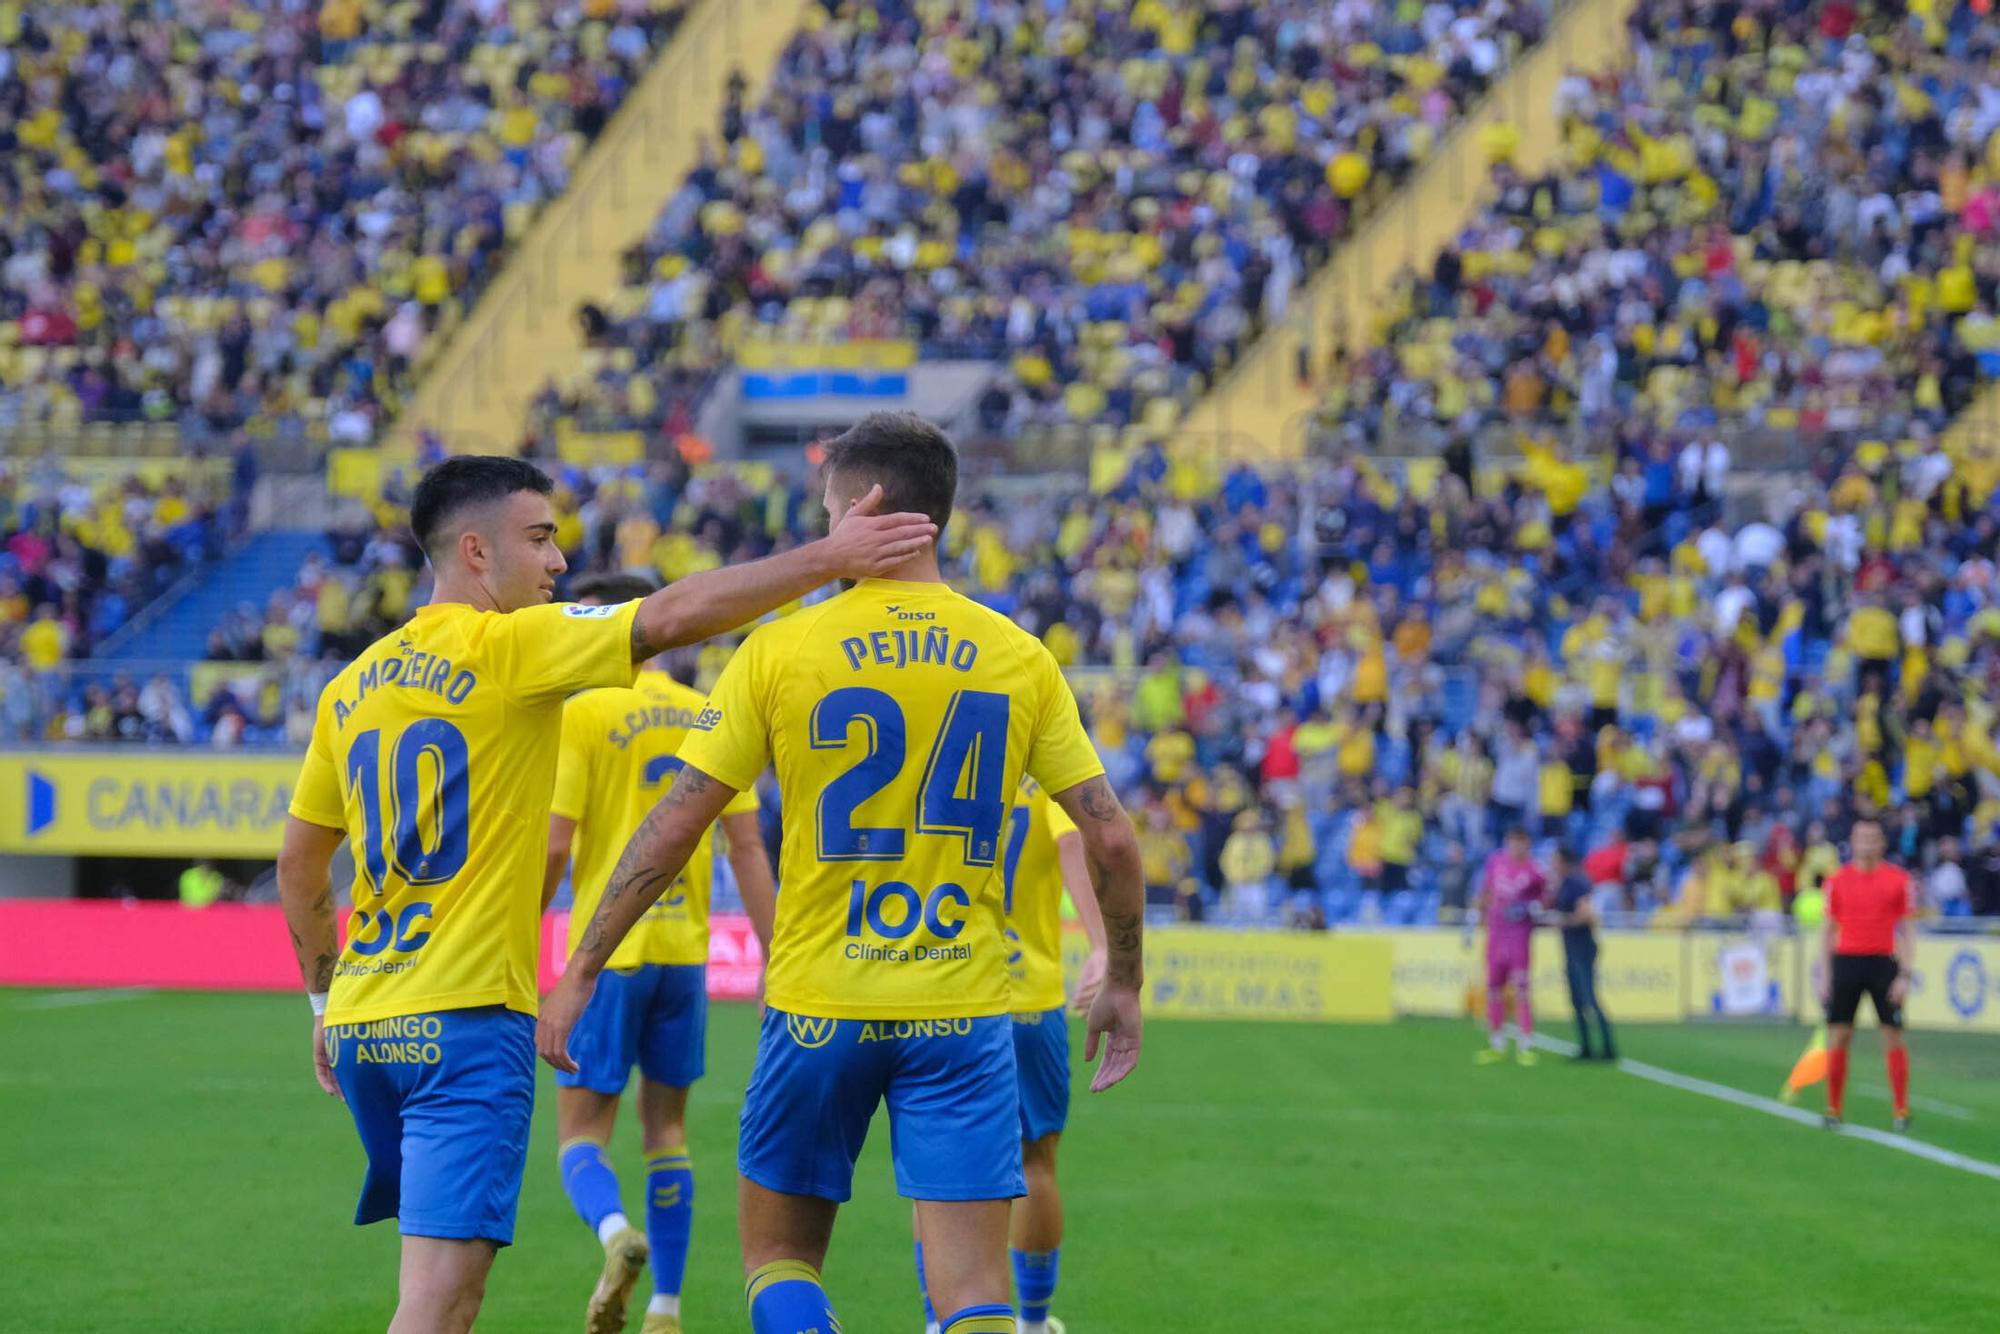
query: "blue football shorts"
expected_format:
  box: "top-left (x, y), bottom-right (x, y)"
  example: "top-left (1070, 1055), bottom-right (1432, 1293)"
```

top-left (738, 1008), bottom-right (1023, 1203)
top-left (328, 1006), bottom-right (534, 1245)
top-left (554, 963), bottom-right (708, 1094)
top-left (1011, 1007), bottom-right (1071, 1142)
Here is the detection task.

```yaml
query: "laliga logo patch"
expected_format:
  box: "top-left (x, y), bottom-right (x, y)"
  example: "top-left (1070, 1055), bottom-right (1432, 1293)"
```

top-left (1947, 951), bottom-right (1986, 1020)
top-left (561, 603), bottom-right (621, 619)
top-left (786, 1013), bottom-right (837, 1049)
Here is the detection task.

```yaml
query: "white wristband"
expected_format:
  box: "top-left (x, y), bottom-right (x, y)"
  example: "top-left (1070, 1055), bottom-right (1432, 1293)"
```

top-left (308, 991), bottom-right (329, 1017)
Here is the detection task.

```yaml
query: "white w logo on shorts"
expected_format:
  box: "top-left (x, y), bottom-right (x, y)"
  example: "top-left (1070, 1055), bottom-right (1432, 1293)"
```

top-left (786, 1013), bottom-right (837, 1049)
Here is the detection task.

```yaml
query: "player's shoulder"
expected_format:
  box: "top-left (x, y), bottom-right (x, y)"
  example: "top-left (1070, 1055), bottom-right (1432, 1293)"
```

top-left (733, 594), bottom-right (831, 657)
top-left (950, 590), bottom-right (1043, 649)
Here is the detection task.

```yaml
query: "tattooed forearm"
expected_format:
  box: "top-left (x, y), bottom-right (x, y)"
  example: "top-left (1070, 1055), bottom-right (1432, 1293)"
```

top-left (1101, 908), bottom-right (1143, 988)
top-left (1075, 776), bottom-right (1120, 822)
top-left (276, 825), bottom-right (343, 1001)
top-left (571, 769), bottom-right (728, 976)
top-left (665, 766), bottom-right (714, 807)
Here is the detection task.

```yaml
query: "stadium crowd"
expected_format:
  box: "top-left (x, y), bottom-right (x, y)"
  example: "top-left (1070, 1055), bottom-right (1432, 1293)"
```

top-left (532, 0), bottom-right (1554, 446)
top-left (1311, 0), bottom-right (2000, 457)
top-left (131, 399), bottom-right (2000, 927)
top-left (0, 0), bottom-right (687, 441)
top-left (13, 0), bottom-right (2000, 932)
top-left (0, 461), bottom-right (234, 669)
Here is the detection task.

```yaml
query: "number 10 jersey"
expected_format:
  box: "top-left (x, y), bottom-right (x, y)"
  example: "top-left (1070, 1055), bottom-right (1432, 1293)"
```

top-left (674, 578), bottom-right (1104, 1020)
top-left (290, 599), bottom-right (640, 1026)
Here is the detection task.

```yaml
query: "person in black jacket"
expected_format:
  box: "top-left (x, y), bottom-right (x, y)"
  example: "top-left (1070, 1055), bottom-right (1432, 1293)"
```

top-left (1549, 847), bottom-right (1617, 1061)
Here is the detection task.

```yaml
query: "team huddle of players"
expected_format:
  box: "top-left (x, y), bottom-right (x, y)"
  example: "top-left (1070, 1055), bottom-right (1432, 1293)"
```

top-left (276, 415), bottom-right (1148, 1334)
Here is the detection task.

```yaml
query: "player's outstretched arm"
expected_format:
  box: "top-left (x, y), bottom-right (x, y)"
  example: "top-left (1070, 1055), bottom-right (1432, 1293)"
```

top-left (536, 764), bottom-right (739, 1072)
top-left (1052, 775), bottom-right (1146, 1092)
top-left (628, 484), bottom-right (936, 660)
top-left (276, 815), bottom-right (348, 1100)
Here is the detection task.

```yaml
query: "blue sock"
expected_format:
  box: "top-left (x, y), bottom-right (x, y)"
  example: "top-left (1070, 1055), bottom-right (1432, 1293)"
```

top-left (941, 1303), bottom-right (1015, 1333)
top-left (1012, 1248), bottom-right (1059, 1324)
top-left (746, 1259), bottom-right (840, 1334)
top-left (558, 1138), bottom-right (624, 1234)
top-left (914, 1240), bottom-right (937, 1325)
top-left (645, 1145), bottom-right (694, 1297)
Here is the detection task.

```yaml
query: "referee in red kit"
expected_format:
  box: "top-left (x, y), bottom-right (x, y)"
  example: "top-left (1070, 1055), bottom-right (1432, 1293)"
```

top-left (1817, 818), bottom-right (1916, 1131)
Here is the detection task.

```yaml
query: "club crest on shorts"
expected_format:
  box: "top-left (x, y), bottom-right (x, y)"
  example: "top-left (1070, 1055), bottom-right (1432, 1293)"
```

top-left (786, 1013), bottom-right (836, 1049)
top-left (324, 1025), bottom-right (340, 1069)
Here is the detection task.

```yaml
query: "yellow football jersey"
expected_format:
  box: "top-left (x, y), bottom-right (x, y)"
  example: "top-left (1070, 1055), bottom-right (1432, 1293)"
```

top-left (675, 579), bottom-right (1104, 1020)
top-left (553, 669), bottom-right (759, 970)
top-left (290, 600), bottom-right (639, 1026)
top-left (1002, 775), bottom-right (1079, 1014)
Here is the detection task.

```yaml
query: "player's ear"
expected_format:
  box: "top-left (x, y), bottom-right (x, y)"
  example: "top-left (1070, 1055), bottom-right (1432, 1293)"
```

top-left (456, 525), bottom-right (487, 575)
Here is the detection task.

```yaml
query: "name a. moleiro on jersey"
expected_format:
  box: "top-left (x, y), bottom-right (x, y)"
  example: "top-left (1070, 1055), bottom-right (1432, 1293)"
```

top-left (839, 627), bottom-right (980, 673)
top-left (332, 650), bottom-right (480, 728)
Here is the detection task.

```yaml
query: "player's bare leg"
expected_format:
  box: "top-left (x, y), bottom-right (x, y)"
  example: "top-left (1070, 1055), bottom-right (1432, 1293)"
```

top-left (915, 1198), bottom-right (1014, 1331)
top-left (636, 1080), bottom-right (693, 1332)
top-left (389, 1237), bottom-right (496, 1334)
top-left (1012, 1134), bottom-right (1066, 1333)
top-left (739, 1177), bottom-right (842, 1333)
top-left (556, 1086), bottom-right (650, 1334)
top-left (1823, 1022), bottom-right (1855, 1127)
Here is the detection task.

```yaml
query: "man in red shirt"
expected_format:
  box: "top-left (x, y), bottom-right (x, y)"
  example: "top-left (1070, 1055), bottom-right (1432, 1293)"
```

top-left (1818, 819), bottom-right (1916, 1131)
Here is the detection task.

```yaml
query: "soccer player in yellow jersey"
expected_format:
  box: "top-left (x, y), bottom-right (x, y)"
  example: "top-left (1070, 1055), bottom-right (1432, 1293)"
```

top-left (538, 414), bottom-right (1147, 1334)
top-left (544, 572), bottom-right (777, 1334)
top-left (915, 774), bottom-right (1107, 1334)
top-left (274, 456), bottom-right (935, 1334)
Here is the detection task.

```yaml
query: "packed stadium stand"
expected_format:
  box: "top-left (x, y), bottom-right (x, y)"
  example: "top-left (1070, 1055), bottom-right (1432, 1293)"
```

top-left (0, 0), bottom-right (689, 441)
top-left (528, 0), bottom-right (1556, 446)
top-left (1308, 0), bottom-right (2000, 460)
top-left (7, 0), bottom-right (2000, 936)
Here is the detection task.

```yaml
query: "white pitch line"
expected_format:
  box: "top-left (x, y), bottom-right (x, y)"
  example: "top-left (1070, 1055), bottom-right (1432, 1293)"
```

top-left (11, 988), bottom-right (154, 1010)
top-left (1532, 1033), bottom-right (2000, 1183)
top-left (1852, 1085), bottom-right (1977, 1122)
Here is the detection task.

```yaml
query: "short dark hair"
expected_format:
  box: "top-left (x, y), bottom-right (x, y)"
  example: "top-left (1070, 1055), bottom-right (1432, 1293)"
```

top-left (820, 411), bottom-right (958, 531)
top-left (570, 572), bottom-right (658, 604)
top-left (409, 456), bottom-right (554, 560)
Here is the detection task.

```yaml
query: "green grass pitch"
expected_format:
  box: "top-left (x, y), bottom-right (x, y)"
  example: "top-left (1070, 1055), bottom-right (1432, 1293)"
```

top-left (3, 990), bottom-right (1996, 1331)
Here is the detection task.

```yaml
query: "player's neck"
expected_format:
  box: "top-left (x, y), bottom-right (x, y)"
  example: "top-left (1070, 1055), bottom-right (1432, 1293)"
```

top-left (860, 552), bottom-right (945, 585)
top-left (426, 574), bottom-right (503, 613)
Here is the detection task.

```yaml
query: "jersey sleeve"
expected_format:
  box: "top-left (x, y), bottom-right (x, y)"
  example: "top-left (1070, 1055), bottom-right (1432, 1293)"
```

top-left (1020, 642), bottom-right (1106, 797)
top-left (287, 692), bottom-right (345, 829)
top-left (492, 600), bottom-right (641, 705)
top-left (673, 631), bottom-right (772, 792)
top-left (550, 697), bottom-right (591, 822)
top-left (721, 782), bottom-right (761, 817)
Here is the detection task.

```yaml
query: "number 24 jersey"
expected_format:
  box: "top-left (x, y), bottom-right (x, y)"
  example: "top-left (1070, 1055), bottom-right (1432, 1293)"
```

top-left (675, 579), bottom-right (1104, 1020)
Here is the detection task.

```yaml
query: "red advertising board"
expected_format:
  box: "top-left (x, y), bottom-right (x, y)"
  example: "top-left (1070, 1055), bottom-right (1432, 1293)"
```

top-left (0, 901), bottom-right (764, 997)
